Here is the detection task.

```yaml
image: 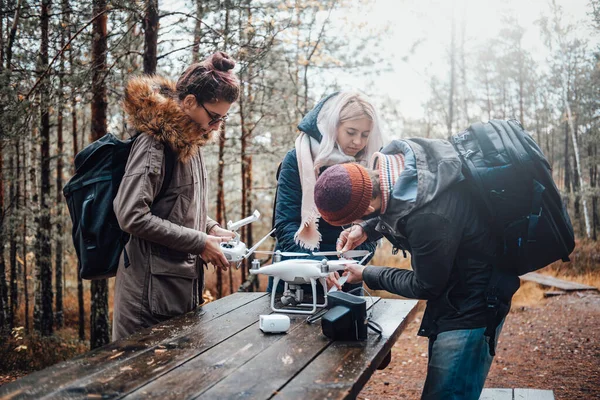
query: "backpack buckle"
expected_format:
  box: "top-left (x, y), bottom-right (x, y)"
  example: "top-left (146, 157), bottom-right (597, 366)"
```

top-left (453, 131), bottom-right (470, 142)
top-left (486, 294), bottom-right (499, 309)
top-left (486, 287), bottom-right (499, 309)
top-left (463, 149), bottom-right (475, 159)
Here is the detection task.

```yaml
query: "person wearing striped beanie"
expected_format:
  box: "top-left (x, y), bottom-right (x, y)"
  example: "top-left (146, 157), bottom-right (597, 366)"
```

top-left (314, 138), bottom-right (520, 400)
top-left (314, 151), bottom-right (405, 226)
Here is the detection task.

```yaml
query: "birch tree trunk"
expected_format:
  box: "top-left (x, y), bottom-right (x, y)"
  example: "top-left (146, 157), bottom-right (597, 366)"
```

top-left (563, 94), bottom-right (591, 237)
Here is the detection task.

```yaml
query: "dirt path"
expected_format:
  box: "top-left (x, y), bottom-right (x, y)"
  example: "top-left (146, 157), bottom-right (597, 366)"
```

top-left (359, 292), bottom-right (600, 400)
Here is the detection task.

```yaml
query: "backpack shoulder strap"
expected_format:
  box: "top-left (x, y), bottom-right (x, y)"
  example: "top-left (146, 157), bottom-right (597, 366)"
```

top-left (155, 144), bottom-right (176, 201)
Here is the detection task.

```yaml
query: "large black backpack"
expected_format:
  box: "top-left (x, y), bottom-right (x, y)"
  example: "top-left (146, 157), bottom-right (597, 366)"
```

top-left (451, 119), bottom-right (575, 276)
top-left (63, 133), bottom-right (175, 280)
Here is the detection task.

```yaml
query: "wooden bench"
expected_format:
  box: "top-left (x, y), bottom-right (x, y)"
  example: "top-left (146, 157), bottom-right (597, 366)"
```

top-left (0, 292), bottom-right (419, 399)
top-left (480, 388), bottom-right (555, 400)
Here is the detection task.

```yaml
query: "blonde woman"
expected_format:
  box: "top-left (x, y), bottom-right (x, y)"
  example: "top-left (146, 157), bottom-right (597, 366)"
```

top-left (268, 91), bottom-right (385, 293)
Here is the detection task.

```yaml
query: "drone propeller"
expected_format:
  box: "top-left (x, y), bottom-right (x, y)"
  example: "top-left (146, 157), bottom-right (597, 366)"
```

top-left (243, 228), bottom-right (276, 259)
top-left (254, 250), bottom-right (310, 257)
top-left (312, 249), bottom-right (371, 259)
top-left (326, 259), bottom-right (358, 266)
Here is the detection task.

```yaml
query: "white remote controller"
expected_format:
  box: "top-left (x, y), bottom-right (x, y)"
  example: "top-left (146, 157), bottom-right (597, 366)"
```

top-left (220, 240), bottom-right (247, 263)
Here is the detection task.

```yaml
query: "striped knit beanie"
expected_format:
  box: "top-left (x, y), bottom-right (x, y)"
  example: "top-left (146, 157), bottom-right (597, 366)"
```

top-left (314, 163), bottom-right (373, 226)
top-left (371, 152), bottom-right (405, 214)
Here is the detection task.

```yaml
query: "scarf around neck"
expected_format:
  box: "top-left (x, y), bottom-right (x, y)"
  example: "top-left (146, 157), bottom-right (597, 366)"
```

top-left (293, 133), bottom-right (360, 250)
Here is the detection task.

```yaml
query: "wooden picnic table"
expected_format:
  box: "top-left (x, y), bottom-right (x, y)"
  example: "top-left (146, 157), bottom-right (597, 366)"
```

top-left (0, 292), bottom-right (418, 400)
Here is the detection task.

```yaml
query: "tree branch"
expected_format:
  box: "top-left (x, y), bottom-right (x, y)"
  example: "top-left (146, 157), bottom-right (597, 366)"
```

top-left (26, 9), bottom-right (109, 99)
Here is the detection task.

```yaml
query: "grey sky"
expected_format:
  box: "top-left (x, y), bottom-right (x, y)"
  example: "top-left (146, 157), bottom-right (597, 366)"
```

top-left (333, 0), bottom-right (597, 120)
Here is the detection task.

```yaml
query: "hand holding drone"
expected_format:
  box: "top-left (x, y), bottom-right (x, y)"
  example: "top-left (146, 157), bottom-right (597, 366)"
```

top-left (219, 210), bottom-right (276, 267)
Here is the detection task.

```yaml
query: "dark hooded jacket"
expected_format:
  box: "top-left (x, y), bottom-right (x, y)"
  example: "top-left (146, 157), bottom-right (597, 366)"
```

top-left (361, 138), bottom-right (520, 337)
top-left (270, 94), bottom-right (377, 291)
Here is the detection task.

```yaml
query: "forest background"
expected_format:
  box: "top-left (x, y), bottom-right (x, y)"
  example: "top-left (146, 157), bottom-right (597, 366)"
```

top-left (0, 0), bottom-right (599, 380)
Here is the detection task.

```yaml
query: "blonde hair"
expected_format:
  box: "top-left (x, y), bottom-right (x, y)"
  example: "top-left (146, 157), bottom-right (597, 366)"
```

top-left (339, 96), bottom-right (376, 123)
top-left (314, 91), bottom-right (384, 171)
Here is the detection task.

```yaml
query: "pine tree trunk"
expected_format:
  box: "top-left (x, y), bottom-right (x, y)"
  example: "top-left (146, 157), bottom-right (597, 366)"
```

top-left (38, 0), bottom-right (54, 337)
top-left (0, 0), bottom-right (8, 334)
top-left (54, 4), bottom-right (67, 327)
top-left (447, 12), bottom-right (456, 136)
top-left (563, 119), bottom-right (571, 193)
top-left (73, 77), bottom-right (84, 341)
top-left (239, 85), bottom-right (248, 285)
top-left (90, 0), bottom-right (110, 348)
top-left (0, 144), bottom-right (8, 335)
top-left (459, 19), bottom-right (469, 124)
top-left (589, 143), bottom-right (597, 241)
top-left (9, 152), bottom-right (17, 328)
top-left (143, 0), bottom-right (158, 74)
top-left (518, 49), bottom-right (525, 124)
top-left (65, 2), bottom-right (84, 339)
top-left (239, 4), bottom-right (248, 287)
top-left (32, 124), bottom-right (41, 334)
top-left (192, 0), bottom-right (203, 63)
top-left (545, 115), bottom-right (552, 168)
top-left (90, 280), bottom-right (109, 347)
top-left (0, 0), bottom-right (3, 67)
top-left (15, 139), bottom-right (22, 326)
top-left (243, 0), bottom-right (255, 290)
top-left (21, 136), bottom-right (29, 333)
top-left (215, 2), bottom-right (230, 297)
top-left (5, 0), bottom-right (25, 320)
top-left (216, 121), bottom-right (227, 297)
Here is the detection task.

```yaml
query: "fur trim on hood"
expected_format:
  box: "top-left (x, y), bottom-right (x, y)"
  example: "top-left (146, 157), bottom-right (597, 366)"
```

top-left (123, 75), bottom-right (215, 162)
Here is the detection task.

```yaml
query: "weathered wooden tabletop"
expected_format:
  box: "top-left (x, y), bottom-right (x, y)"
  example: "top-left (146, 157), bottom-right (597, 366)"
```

top-left (0, 292), bottom-right (419, 400)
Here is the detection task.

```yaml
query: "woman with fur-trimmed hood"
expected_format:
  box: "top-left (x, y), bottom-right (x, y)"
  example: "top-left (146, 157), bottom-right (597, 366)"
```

top-left (112, 52), bottom-right (239, 340)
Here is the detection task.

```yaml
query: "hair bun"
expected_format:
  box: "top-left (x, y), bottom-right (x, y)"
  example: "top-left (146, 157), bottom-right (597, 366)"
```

top-left (209, 51), bottom-right (236, 72)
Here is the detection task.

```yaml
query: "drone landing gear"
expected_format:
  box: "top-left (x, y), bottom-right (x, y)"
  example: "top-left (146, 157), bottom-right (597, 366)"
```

top-left (270, 277), bottom-right (328, 315)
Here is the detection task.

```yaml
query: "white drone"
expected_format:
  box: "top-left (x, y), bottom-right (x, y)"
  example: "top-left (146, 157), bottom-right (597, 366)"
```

top-left (249, 249), bottom-right (371, 315)
top-left (221, 210), bottom-right (372, 314)
top-left (220, 210), bottom-right (277, 266)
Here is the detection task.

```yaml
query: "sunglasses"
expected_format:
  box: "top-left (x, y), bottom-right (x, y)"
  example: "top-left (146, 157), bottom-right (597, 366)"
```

top-left (199, 102), bottom-right (229, 126)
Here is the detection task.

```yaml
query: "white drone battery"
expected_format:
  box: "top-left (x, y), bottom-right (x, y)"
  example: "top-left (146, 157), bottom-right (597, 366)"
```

top-left (259, 314), bottom-right (290, 333)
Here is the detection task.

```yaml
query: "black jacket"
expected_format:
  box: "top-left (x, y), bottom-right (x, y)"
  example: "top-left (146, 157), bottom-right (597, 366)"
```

top-left (361, 139), bottom-right (519, 337)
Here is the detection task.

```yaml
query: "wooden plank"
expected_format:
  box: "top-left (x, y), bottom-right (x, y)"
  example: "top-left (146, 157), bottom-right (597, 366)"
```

top-left (520, 272), bottom-right (597, 291)
top-left (123, 314), bottom-right (307, 399)
top-left (194, 297), bottom-right (382, 400)
top-left (514, 388), bottom-right (555, 400)
top-left (273, 299), bottom-right (419, 400)
top-left (480, 388), bottom-right (513, 400)
top-left (40, 295), bottom-right (275, 399)
top-left (0, 292), bottom-right (268, 400)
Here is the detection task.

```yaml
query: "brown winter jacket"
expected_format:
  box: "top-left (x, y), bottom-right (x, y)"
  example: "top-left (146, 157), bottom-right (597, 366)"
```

top-left (112, 76), bottom-right (220, 341)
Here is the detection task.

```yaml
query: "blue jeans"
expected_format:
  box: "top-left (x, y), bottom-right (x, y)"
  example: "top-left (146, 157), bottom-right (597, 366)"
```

top-left (421, 320), bottom-right (504, 400)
